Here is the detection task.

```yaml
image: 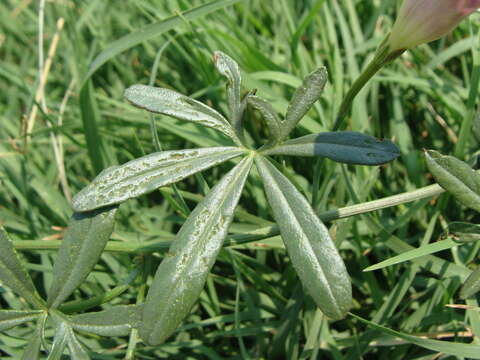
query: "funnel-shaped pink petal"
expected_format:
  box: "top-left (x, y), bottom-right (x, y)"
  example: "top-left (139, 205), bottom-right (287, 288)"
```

top-left (389, 0), bottom-right (480, 51)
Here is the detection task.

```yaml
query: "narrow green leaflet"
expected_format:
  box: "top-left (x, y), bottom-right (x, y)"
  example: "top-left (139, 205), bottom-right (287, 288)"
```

top-left (73, 147), bottom-right (245, 212)
top-left (140, 156), bottom-right (253, 345)
top-left (281, 67), bottom-right (328, 140)
top-left (461, 267), bottom-right (480, 299)
top-left (0, 226), bottom-right (44, 308)
top-left (448, 222), bottom-right (480, 243)
top-left (213, 51), bottom-right (242, 128)
top-left (21, 314), bottom-right (46, 360)
top-left (425, 150), bottom-right (480, 212)
top-left (71, 305), bottom-right (142, 336)
top-left (255, 157), bottom-right (351, 319)
top-left (0, 310), bottom-right (43, 332)
top-left (350, 313), bottom-right (480, 359)
top-left (363, 239), bottom-right (459, 272)
top-left (262, 131), bottom-right (400, 165)
top-left (124, 85), bottom-right (241, 145)
top-left (47, 321), bottom-right (69, 360)
top-left (47, 207), bottom-right (117, 309)
top-left (248, 96), bottom-right (282, 143)
top-left (66, 327), bottom-right (90, 360)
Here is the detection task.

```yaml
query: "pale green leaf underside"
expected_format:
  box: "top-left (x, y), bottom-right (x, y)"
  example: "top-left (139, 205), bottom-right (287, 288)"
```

top-left (0, 310), bottom-right (43, 332)
top-left (263, 131), bottom-right (400, 165)
top-left (71, 304), bottom-right (142, 336)
top-left (351, 313), bottom-right (480, 359)
top-left (47, 207), bottom-right (117, 309)
top-left (255, 156), bottom-right (351, 319)
top-left (124, 84), bottom-right (240, 144)
top-left (0, 227), bottom-right (43, 308)
top-left (140, 156), bottom-right (253, 345)
top-left (73, 147), bottom-right (245, 212)
top-left (47, 321), bottom-right (69, 360)
top-left (425, 150), bottom-right (480, 212)
top-left (461, 267), bottom-right (480, 299)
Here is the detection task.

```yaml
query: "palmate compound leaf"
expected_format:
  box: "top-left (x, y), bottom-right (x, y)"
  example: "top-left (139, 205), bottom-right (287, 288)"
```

top-left (0, 309), bottom-right (43, 332)
top-left (70, 304), bottom-right (142, 336)
top-left (124, 85), bottom-right (242, 145)
top-left (425, 150), bottom-right (480, 212)
top-left (255, 156), bottom-right (351, 319)
top-left (262, 131), bottom-right (400, 165)
top-left (47, 207), bottom-right (117, 309)
top-left (72, 147), bottom-right (245, 212)
top-left (140, 155), bottom-right (253, 345)
top-left (47, 319), bottom-right (89, 360)
top-left (0, 226), bottom-right (44, 308)
top-left (281, 67), bottom-right (328, 141)
top-left (460, 267), bottom-right (480, 299)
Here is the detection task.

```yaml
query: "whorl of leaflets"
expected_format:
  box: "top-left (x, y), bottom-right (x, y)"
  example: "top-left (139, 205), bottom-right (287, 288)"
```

top-left (388, 0), bottom-right (480, 51)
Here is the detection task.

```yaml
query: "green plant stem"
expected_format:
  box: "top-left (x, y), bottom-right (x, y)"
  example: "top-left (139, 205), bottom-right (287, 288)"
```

top-left (12, 182), bottom-right (447, 254)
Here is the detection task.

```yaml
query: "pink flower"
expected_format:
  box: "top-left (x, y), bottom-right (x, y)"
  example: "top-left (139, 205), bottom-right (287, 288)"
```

top-left (388, 0), bottom-right (480, 51)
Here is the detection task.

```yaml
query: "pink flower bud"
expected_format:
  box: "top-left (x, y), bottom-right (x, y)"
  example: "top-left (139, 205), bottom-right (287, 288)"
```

top-left (388, 0), bottom-right (480, 51)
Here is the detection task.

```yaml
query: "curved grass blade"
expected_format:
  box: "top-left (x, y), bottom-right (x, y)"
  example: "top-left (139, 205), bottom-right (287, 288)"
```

top-left (213, 51), bottom-right (242, 129)
top-left (124, 85), bottom-right (241, 145)
top-left (363, 239), bottom-right (459, 272)
top-left (447, 222), bottom-right (480, 243)
top-left (47, 207), bottom-right (117, 309)
top-left (71, 305), bottom-right (142, 336)
top-left (425, 150), bottom-right (480, 212)
top-left (281, 67), bottom-right (328, 140)
top-left (0, 226), bottom-right (44, 308)
top-left (461, 267), bottom-right (480, 299)
top-left (248, 95), bottom-right (282, 143)
top-left (73, 147), bottom-right (245, 212)
top-left (0, 310), bottom-right (43, 332)
top-left (84, 0), bottom-right (244, 82)
top-left (255, 157), bottom-right (351, 319)
top-left (350, 312), bottom-right (480, 359)
top-left (140, 156), bottom-right (253, 345)
top-left (262, 131), bottom-right (400, 165)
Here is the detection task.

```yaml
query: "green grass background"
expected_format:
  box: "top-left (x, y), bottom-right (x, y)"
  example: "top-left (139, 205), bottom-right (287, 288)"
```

top-left (1, 0), bottom-right (480, 358)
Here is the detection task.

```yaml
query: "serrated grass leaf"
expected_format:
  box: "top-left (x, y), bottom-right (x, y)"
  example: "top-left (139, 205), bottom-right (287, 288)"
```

top-left (124, 85), bottom-right (241, 145)
top-left (351, 312), bottom-right (480, 358)
top-left (0, 310), bottom-right (43, 332)
top-left (248, 96), bottom-right (282, 143)
top-left (71, 304), bottom-right (142, 336)
top-left (73, 147), bottom-right (245, 212)
top-left (425, 150), bottom-right (480, 212)
top-left (263, 131), bottom-right (400, 165)
top-left (461, 267), bottom-right (480, 299)
top-left (364, 239), bottom-right (459, 272)
top-left (47, 207), bottom-right (117, 309)
top-left (0, 226), bottom-right (44, 308)
top-left (255, 156), bottom-right (351, 319)
top-left (140, 156), bottom-right (253, 345)
top-left (282, 67), bottom-right (328, 140)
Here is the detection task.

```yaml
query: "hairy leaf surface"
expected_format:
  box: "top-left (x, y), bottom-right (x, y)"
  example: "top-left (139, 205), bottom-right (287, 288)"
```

top-left (255, 156), bottom-right (351, 319)
top-left (263, 131), bottom-right (400, 165)
top-left (248, 95), bottom-right (282, 143)
top-left (47, 207), bottom-right (117, 309)
top-left (140, 156), bottom-right (253, 345)
top-left (73, 147), bottom-right (245, 212)
top-left (0, 310), bottom-right (43, 332)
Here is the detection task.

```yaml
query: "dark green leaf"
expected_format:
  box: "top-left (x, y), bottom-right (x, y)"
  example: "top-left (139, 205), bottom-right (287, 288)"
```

top-left (248, 95), bottom-right (282, 143)
top-left (47, 207), bottom-right (117, 309)
top-left (351, 312), bottom-right (480, 358)
top-left (140, 156), bottom-right (253, 345)
top-left (124, 85), bottom-right (241, 144)
top-left (0, 226), bottom-right (44, 308)
top-left (448, 222), bottom-right (480, 243)
top-left (263, 131), bottom-right (400, 165)
top-left (460, 267), bottom-right (480, 299)
top-left (255, 157), bottom-right (351, 319)
top-left (71, 304), bottom-right (142, 336)
top-left (0, 310), bottom-right (43, 332)
top-left (282, 67), bottom-right (328, 140)
top-left (85, 0), bottom-right (244, 81)
top-left (425, 150), bottom-right (480, 212)
top-left (72, 147), bottom-right (245, 212)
